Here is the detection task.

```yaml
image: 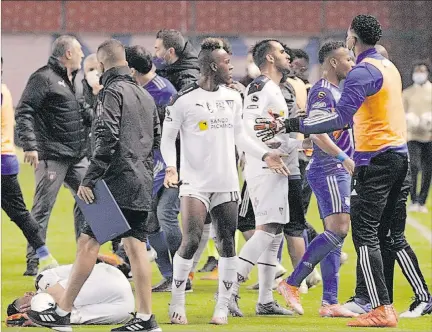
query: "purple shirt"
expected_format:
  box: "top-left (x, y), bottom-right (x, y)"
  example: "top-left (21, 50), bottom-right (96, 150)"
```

top-left (143, 75), bottom-right (177, 196)
top-left (299, 48), bottom-right (408, 166)
top-left (306, 79), bottom-right (353, 174)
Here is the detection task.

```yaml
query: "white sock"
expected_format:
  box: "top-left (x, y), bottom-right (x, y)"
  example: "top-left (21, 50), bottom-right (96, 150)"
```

top-left (232, 230), bottom-right (275, 295)
top-left (191, 224), bottom-right (211, 272)
top-left (257, 232), bottom-right (283, 304)
top-left (55, 306), bottom-right (70, 317)
top-left (171, 253), bottom-right (193, 306)
top-left (217, 256), bottom-right (237, 310)
top-left (136, 313), bottom-right (151, 321)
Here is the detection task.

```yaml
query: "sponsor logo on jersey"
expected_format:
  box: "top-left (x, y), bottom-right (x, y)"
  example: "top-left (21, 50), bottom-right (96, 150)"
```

top-left (312, 101), bottom-right (327, 108)
top-left (246, 104), bottom-right (258, 109)
top-left (210, 118), bottom-right (233, 129)
top-left (198, 121), bottom-right (208, 131)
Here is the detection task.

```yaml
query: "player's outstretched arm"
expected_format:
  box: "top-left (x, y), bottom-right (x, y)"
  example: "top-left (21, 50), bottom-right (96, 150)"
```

top-left (255, 65), bottom-right (380, 140)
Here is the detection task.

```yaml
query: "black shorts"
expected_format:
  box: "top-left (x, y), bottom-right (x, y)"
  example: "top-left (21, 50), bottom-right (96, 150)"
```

top-left (283, 178), bottom-right (307, 237)
top-left (81, 209), bottom-right (148, 243)
top-left (238, 182), bottom-right (255, 232)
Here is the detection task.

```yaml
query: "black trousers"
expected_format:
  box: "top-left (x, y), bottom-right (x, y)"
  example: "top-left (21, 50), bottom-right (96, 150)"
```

top-left (351, 151), bottom-right (409, 308)
top-left (1, 174), bottom-right (45, 251)
top-left (299, 158), bottom-right (313, 214)
top-left (355, 168), bottom-right (430, 303)
top-left (407, 141), bottom-right (432, 205)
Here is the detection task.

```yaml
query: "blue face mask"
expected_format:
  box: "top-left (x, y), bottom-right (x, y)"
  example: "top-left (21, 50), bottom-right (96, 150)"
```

top-left (153, 57), bottom-right (166, 70)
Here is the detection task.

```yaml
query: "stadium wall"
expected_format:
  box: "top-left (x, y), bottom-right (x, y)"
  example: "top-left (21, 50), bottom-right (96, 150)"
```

top-left (2, 1), bottom-right (431, 104)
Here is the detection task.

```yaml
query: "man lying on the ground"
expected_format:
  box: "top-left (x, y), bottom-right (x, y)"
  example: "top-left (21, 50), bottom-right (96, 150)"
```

top-left (6, 263), bottom-right (134, 326)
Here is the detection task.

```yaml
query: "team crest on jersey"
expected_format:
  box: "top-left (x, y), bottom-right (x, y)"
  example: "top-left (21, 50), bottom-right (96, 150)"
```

top-left (198, 121), bottom-right (208, 131)
top-left (317, 91), bottom-right (326, 99)
top-left (279, 207), bottom-right (284, 215)
top-left (251, 95), bottom-right (259, 102)
top-left (226, 100), bottom-right (234, 110)
top-left (215, 100), bottom-right (226, 112)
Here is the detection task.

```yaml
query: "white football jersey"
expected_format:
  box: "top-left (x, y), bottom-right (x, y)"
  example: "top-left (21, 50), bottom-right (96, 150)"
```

top-left (163, 84), bottom-right (243, 192)
top-left (243, 76), bottom-right (292, 179)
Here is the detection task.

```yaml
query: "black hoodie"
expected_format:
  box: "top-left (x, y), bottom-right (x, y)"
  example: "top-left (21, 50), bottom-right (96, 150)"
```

top-left (156, 41), bottom-right (200, 92)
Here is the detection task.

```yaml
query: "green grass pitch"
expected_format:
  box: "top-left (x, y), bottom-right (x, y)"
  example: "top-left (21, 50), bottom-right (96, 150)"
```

top-left (2, 163), bottom-right (432, 331)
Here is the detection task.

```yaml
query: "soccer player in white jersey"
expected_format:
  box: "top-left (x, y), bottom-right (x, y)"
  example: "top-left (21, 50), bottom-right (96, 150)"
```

top-left (160, 38), bottom-right (288, 325)
top-left (6, 263), bottom-right (134, 327)
top-left (228, 39), bottom-right (300, 316)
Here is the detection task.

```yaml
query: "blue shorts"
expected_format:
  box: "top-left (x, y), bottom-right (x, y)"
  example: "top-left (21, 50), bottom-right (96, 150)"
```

top-left (307, 171), bottom-right (351, 220)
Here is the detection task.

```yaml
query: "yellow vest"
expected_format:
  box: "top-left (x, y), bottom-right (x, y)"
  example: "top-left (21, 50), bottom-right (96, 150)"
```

top-left (353, 58), bottom-right (407, 152)
top-left (1, 83), bottom-right (15, 155)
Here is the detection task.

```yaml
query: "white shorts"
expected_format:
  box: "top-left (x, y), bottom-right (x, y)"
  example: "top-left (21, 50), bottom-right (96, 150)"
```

top-left (247, 173), bottom-right (289, 226)
top-left (179, 187), bottom-right (240, 212)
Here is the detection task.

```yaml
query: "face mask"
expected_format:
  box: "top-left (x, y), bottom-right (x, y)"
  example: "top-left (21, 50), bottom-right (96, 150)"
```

top-left (412, 72), bottom-right (428, 85)
top-left (247, 63), bottom-right (261, 78)
top-left (153, 56), bottom-right (166, 70)
top-left (86, 70), bottom-right (100, 88)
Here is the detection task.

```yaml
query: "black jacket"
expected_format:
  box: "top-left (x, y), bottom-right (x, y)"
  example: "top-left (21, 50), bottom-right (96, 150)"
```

top-left (15, 57), bottom-right (90, 160)
top-left (156, 41), bottom-right (200, 91)
top-left (82, 66), bottom-right (161, 211)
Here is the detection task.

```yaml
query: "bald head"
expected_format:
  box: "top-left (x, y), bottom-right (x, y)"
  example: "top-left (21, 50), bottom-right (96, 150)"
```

top-left (375, 44), bottom-right (389, 59)
top-left (97, 39), bottom-right (127, 71)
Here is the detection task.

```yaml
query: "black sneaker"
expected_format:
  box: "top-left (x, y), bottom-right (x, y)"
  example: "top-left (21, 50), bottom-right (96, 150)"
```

top-left (152, 277), bottom-right (172, 292)
top-left (198, 256), bottom-right (218, 272)
top-left (111, 314), bottom-right (162, 331)
top-left (185, 278), bottom-right (193, 293)
top-left (228, 294), bottom-right (243, 317)
top-left (23, 259), bottom-right (39, 277)
top-left (27, 308), bottom-right (71, 332)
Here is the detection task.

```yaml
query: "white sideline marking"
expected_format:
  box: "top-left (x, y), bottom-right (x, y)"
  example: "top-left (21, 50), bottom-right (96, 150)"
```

top-left (407, 217), bottom-right (432, 244)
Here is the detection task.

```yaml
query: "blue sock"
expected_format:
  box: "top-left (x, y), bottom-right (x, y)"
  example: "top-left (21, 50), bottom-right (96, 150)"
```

top-left (36, 245), bottom-right (50, 259)
top-left (277, 237), bottom-right (284, 263)
top-left (287, 230), bottom-right (343, 287)
top-left (148, 231), bottom-right (173, 279)
top-left (320, 245), bottom-right (342, 305)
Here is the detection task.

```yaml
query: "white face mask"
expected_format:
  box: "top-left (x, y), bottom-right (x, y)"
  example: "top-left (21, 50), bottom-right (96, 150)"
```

top-left (412, 72), bottom-right (428, 85)
top-left (86, 70), bottom-right (101, 88)
top-left (247, 63), bottom-right (261, 78)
